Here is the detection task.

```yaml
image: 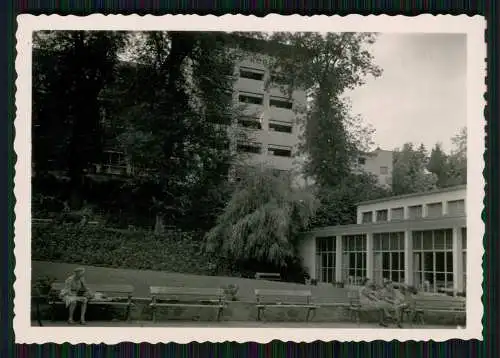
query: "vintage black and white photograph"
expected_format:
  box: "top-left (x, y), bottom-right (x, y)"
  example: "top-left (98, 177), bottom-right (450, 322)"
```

top-left (14, 15), bottom-right (485, 343)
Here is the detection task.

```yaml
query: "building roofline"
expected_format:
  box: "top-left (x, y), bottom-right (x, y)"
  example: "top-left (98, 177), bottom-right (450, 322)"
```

top-left (303, 214), bottom-right (466, 237)
top-left (357, 184), bottom-right (467, 206)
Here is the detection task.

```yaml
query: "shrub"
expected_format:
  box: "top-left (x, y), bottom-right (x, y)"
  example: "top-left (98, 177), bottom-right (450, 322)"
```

top-left (32, 224), bottom-right (225, 275)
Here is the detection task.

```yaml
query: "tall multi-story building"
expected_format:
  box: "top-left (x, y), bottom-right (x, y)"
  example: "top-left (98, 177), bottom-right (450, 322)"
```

top-left (92, 56), bottom-right (307, 180)
top-left (231, 58), bottom-right (307, 177)
top-left (353, 148), bottom-right (394, 188)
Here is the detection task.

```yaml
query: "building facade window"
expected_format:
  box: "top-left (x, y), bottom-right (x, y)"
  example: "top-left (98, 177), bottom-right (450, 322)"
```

top-left (447, 199), bottom-right (465, 216)
top-left (373, 232), bottom-right (405, 285)
top-left (239, 67), bottom-right (264, 81)
top-left (362, 211), bottom-right (373, 224)
top-left (391, 207), bottom-right (404, 221)
top-left (342, 234), bottom-right (367, 285)
top-left (380, 166), bottom-right (389, 175)
top-left (316, 237), bottom-right (336, 283)
top-left (376, 209), bottom-right (388, 222)
top-left (270, 97), bottom-right (293, 109)
top-left (412, 229), bottom-right (454, 293)
top-left (239, 93), bottom-right (264, 105)
top-left (237, 142), bottom-right (262, 154)
top-left (427, 202), bottom-right (443, 218)
top-left (267, 145), bottom-right (292, 158)
top-left (358, 157), bottom-right (366, 165)
top-left (238, 116), bottom-right (262, 130)
top-left (268, 120), bottom-right (293, 133)
top-left (409, 205), bottom-right (423, 220)
top-left (270, 73), bottom-right (287, 85)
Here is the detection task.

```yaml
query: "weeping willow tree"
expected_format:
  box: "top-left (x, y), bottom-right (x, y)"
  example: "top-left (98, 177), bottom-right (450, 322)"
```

top-left (206, 167), bottom-right (319, 271)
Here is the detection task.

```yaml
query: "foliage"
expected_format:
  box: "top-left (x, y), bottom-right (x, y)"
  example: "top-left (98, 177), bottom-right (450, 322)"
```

top-left (31, 224), bottom-right (228, 275)
top-left (106, 31), bottom-right (244, 230)
top-left (427, 143), bottom-right (450, 188)
top-left (33, 31), bottom-right (126, 208)
top-left (447, 127), bottom-right (467, 185)
top-left (205, 167), bottom-right (319, 267)
top-left (392, 143), bottom-right (438, 195)
top-left (311, 172), bottom-right (392, 227)
top-left (263, 32), bottom-right (382, 187)
top-left (32, 275), bottom-right (57, 296)
top-left (403, 127), bottom-right (467, 192)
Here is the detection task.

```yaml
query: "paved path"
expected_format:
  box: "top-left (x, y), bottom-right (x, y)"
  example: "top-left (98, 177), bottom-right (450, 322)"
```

top-left (33, 320), bottom-right (461, 329)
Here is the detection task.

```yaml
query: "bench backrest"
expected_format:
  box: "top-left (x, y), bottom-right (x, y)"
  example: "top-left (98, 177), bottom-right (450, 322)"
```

top-left (50, 282), bottom-right (134, 297)
top-left (314, 288), bottom-right (354, 305)
top-left (255, 272), bottom-right (281, 280)
top-left (414, 295), bottom-right (466, 310)
top-left (255, 289), bottom-right (312, 305)
top-left (150, 286), bottom-right (225, 302)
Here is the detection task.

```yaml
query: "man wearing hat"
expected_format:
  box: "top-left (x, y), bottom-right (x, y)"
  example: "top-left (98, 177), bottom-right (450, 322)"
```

top-left (60, 267), bottom-right (92, 324)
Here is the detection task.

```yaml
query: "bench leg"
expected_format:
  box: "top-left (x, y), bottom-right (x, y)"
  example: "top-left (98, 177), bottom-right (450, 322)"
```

top-left (35, 298), bottom-right (43, 327)
top-left (50, 304), bottom-right (56, 322)
top-left (216, 307), bottom-right (223, 322)
top-left (305, 308), bottom-right (311, 322)
top-left (151, 306), bottom-right (156, 323)
top-left (125, 304), bottom-right (131, 321)
top-left (257, 307), bottom-right (262, 321)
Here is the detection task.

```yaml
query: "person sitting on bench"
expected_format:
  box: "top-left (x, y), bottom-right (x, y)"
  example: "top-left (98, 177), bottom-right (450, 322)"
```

top-left (60, 267), bottom-right (92, 325)
top-left (359, 278), bottom-right (393, 327)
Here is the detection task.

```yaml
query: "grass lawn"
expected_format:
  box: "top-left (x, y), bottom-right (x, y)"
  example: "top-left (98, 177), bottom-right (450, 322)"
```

top-left (32, 261), bottom-right (345, 302)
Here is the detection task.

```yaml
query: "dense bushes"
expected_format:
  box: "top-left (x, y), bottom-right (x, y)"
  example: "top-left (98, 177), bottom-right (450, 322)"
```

top-left (32, 224), bottom-right (226, 275)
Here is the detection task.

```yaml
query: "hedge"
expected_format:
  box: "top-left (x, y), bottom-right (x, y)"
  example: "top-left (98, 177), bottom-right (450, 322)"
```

top-left (32, 224), bottom-right (227, 275)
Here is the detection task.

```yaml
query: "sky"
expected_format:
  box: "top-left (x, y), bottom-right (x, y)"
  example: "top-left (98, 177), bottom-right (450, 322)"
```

top-left (344, 33), bottom-right (467, 154)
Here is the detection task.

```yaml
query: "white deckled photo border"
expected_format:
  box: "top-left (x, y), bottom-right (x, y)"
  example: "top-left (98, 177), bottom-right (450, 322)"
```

top-left (14, 14), bottom-right (486, 344)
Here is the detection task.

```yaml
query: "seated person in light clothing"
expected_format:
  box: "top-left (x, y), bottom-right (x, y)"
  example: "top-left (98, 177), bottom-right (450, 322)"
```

top-left (60, 267), bottom-right (92, 325)
top-left (380, 281), bottom-right (406, 327)
top-left (359, 278), bottom-right (394, 327)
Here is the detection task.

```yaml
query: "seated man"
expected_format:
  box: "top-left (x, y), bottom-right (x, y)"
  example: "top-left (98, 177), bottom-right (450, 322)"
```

top-left (60, 267), bottom-right (92, 325)
top-left (359, 278), bottom-right (394, 327)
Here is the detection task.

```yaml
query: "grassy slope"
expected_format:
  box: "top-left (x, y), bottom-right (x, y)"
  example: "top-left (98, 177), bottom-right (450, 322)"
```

top-left (32, 261), bottom-right (344, 302)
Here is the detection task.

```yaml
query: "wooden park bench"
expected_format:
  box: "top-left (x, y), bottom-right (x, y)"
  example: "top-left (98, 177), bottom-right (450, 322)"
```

top-left (48, 283), bottom-right (135, 321)
top-left (403, 294), bottom-right (466, 326)
top-left (254, 289), bottom-right (318, 322)
top-left (149, 286), bottom-right (227, 322)
top-left (255, 272), bottom-right (281, 281)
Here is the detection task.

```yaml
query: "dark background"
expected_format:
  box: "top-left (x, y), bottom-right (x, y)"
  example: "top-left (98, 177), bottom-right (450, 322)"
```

top-left (2, 1), bottom-right (498, 357)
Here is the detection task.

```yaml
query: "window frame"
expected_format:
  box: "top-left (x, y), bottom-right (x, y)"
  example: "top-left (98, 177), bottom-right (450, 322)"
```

top-left (412, 229), bottom-right (454, 293)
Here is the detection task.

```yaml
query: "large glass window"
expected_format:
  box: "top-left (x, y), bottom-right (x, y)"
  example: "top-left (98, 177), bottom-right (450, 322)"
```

top-left (409, 205), bottom-right (423, 219)
top-left (376, 209), bottom-right (388, 222)
top-left (362, 212), bottom-right (373, 224)
top-left (391, 207), bottom-right (404, 221)
top-left (412, 229), bottom-right (454, 292)
top-left (315, 237), bottom-right (336, 283)
top-left (342, 235), bottom-right (367, 285)
top-left (447, 199), bottom-right (465, 216)
top-left (373, 232), bottom-right (405, 285)
top-left (427, 202), bottom-right (443, 218)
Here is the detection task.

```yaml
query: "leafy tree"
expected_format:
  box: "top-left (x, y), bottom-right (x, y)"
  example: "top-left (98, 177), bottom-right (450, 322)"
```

top-left (426, 127), bottom-right (467, 188)
top-left (447, 127), bottom-right (467, 186)
top-left (392, 143), bottom-right (437, 195)
top-left (263, 32), bottom-right (382, 187)
top-left (108, 32), bottom-right (244, 231)
top-left (205, 166), bottom-right (319, 268)
top-left (311, 172), bottom-right (392, 227)
top-left (427, 143), bottom-right (449, 188)
top-left (33, 31), bottom-right (126, 208)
